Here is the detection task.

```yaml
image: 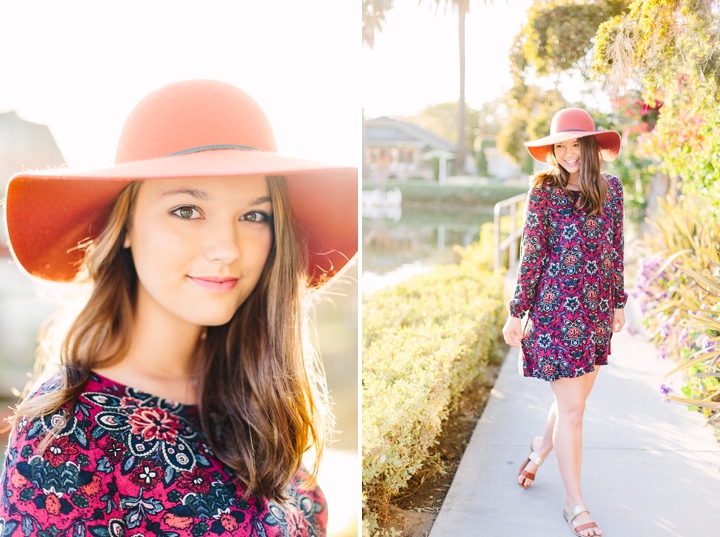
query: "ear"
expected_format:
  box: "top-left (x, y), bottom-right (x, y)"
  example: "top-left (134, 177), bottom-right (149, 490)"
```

top-left (123, 231), bottom-right (131, 249)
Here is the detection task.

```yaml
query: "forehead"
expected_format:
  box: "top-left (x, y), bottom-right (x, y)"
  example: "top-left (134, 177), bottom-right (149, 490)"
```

top-left (138, 175), bottom-right (270, 201)
top-left (555, 138), bottom-right (579, 145)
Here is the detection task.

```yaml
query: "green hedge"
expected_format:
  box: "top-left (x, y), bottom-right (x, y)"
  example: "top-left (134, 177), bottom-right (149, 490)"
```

top-left (363, 180), bottom-right (529, 206)
top-left (362, 239), bottom-right (505, 534)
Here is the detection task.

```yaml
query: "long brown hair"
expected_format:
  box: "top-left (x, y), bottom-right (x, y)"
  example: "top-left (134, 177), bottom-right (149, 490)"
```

top-left (11, 176), bottom-right (327, 502)
top-left (531, 135), bottom-right (608, 216)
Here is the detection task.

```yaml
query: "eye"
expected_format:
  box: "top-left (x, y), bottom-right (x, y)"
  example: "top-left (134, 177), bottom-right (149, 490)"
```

top-left (171, 206), bottom-right (201, 219)
top-left (241, 210), bottom-right (271, 223)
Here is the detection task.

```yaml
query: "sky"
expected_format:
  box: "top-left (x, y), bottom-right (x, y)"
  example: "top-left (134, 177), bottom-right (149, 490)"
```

top-left (362, 0), bottom-right (611, 119)
top-left (0, 1), bottom-right (359, 170)
top-left (363, 0), bottom-right (534, 118)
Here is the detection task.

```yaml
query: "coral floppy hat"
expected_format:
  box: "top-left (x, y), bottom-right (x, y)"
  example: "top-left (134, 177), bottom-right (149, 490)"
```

top-left (524, 108), bottom-right (621, 163)
top-left (5, 79), bottom-right (358, 287)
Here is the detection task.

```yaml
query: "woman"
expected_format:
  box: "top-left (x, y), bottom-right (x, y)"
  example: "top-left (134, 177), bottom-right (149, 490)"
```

top-left (502, 108), bottom-right (627, 537)
top-left (0, 80), bottom-right (357, 537)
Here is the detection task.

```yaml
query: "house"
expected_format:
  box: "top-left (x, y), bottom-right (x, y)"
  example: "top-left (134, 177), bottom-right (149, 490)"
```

top-left (363, 116), bottom-right (456, 183)
top-left (0, 111), bottom-right (66, 253)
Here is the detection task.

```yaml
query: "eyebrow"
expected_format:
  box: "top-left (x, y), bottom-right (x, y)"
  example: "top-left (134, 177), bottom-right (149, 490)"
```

top-left (160, 190), bottom-right (272, 206)
top-left (160, 188), bottom-right (210, 200)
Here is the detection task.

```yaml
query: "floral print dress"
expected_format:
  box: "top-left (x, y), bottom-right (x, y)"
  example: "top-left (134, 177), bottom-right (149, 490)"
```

top-left (0, 373), bottom-right (327, 537)
top-left (508, 173), bottom-right (628, 382)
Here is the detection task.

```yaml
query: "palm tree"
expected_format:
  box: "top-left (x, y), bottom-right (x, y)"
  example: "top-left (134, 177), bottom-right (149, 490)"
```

top-left (363, 0), bottom-right (395, 49)
top-left (420, 0), bottom-right (489, 175)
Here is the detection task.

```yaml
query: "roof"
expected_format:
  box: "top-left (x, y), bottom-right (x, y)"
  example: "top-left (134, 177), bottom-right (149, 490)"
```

top-left (365, 116), bottom-right (456, 153)
top-left (0, 111), bottom-right (66, 185)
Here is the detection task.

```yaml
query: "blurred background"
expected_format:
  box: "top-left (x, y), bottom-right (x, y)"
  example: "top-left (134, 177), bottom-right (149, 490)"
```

top-left (362, 0), bottom-right (535, 291)
top-left (0, 2), bottom-right (359, 536)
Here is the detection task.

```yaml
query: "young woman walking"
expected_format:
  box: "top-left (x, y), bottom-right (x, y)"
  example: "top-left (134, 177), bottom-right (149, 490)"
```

top-left (0, 79), bottom-right (357, 537)
top-left (502, 108), bottom-right (627, 537)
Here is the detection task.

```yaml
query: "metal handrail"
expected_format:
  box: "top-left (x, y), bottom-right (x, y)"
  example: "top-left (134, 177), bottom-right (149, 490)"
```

top-left (493, 192), bottom-right (528, 273)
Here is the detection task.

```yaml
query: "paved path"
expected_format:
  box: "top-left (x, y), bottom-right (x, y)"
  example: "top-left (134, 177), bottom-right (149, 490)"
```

top-left (430, 300), bottom-right (720, 537)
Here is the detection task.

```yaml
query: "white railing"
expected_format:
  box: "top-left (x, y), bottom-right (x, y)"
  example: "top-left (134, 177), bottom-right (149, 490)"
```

top-left (493, 192), bottom-right (528, 274)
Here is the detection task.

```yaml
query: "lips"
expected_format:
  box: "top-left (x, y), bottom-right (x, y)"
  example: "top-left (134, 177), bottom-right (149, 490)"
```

top-left (188, 276), bottom-right (239, 293)
top-left (564, 158), bottom-right (580, 166)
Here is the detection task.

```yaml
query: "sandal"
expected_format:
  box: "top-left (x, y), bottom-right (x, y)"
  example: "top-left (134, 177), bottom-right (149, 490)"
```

top-left (563, 504), bottom-right (601, 536)
top-left (517, 440), bottom-right (544, 488)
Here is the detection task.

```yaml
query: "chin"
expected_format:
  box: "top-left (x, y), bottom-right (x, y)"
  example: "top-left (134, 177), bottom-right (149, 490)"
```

top-left (181, 308), bottom-right (239, 328)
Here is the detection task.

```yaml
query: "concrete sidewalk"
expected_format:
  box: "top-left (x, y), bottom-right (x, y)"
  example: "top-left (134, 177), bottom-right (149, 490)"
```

top-left (430, 304), bottom-right (720, 536)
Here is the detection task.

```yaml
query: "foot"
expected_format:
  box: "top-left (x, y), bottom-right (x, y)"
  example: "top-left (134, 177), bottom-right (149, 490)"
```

top-left (565, 505), bottom-right (603, 536)
top-left (517, 436), bottom-right (551, 488)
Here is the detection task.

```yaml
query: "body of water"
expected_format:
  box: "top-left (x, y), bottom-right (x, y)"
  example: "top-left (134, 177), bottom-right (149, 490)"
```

top-left (362, 204), bottom-right (495, 293)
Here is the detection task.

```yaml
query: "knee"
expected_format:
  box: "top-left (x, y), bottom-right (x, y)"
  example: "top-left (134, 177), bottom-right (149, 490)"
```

top-left (558, 401), bottom-right (585, 426)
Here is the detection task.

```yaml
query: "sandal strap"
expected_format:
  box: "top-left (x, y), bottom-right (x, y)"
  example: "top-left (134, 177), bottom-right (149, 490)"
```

top-left (574, 522), bottom-right (599, 532)
top-left (567, 504), bottom-right (589, 521)
top-left (528, 451), bottom-right (544, 466)
top-left (519, 470), bottom-right (536, 480)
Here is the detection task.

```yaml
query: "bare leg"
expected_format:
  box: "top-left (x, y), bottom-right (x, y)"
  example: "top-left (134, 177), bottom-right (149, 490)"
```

top-left (518, 401), bottom-right (557, 487)
top-left (551, 367), bottom-right (602, 536)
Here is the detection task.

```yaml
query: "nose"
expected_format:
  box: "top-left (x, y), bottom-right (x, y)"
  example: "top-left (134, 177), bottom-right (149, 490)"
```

top-left (203, 218), bottom-right (241, 265)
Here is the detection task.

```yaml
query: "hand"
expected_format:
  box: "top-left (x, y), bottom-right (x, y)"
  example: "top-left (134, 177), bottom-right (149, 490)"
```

top-left (502, 316), bottom-right (523, 347)
top-left (612, 308), bottom-right (625, 332)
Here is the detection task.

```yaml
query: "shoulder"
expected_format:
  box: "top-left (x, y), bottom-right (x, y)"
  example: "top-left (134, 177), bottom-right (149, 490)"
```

top-left (0, 376), bottom-right (109, 530)
top-left (528, 174), bottom-right (553, 204)
top-left (529, 170), bottom-right (554, 190)
top-left (5, 374), bottom-right (98, 461)
top-left (268, 467), bottom-right (327, 535)
top-left (602, 172), bottom-right (623, 196)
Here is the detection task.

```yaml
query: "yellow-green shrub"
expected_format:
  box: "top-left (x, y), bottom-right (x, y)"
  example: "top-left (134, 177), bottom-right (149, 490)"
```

top-left (362, 242), bottom-right (505, 533)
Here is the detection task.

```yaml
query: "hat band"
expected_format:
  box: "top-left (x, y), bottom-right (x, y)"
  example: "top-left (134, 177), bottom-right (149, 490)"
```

top-left (165, 144), bottom-right (263, 157)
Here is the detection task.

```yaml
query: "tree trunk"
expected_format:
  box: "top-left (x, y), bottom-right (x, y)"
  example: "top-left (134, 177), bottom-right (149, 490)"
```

top-left (642, 170), bottom-right (669, 237)
top-left (453, 0), bottom-right (468, 175)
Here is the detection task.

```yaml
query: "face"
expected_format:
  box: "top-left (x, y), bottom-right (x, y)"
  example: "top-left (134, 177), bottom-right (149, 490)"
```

top-left (123, 176), bottom-right (274, 328)
top-left (553, 138), bottom-right (581, 175)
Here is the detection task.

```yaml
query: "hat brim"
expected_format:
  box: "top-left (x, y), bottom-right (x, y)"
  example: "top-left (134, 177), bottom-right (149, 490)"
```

top-left (524, 130), bottom-right (621, 163)
top-left (5, 149), bottom-right (358, 288)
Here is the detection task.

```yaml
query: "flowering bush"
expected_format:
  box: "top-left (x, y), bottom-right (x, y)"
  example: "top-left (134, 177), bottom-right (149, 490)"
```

top-left (362, 239), bottom-right (505, 535)
top-left (630, 196), bottom-right (720, 424)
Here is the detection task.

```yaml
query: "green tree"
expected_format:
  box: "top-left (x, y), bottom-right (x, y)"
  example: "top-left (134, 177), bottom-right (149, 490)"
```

top-left (403, 99), bottom-right (505, 169)
top-left (497, 0), bottom-right (628, 169)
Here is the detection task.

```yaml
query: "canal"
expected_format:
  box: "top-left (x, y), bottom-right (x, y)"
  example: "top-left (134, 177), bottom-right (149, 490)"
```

top-left (362, 204), bottom-right (495, 294)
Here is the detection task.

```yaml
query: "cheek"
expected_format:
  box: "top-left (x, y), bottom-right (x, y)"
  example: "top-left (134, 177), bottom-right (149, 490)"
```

top-left (130, 224), bottom-right (196, 288)
top-left (242, 230), bottom-right (274, 281)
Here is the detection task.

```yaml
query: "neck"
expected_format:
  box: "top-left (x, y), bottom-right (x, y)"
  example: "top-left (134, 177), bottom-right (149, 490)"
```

top-left (123, 285), bottom-right (203, 380)
top-left (92, 285), bottom-right (203, 405)
top-left (567, 171), bottom-right (580, 185)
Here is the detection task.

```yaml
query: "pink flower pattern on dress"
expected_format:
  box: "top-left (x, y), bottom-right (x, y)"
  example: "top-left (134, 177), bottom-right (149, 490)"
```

top-left (0, 373), bottom-right (327, 536)
top-left (508, 174), bottom-right (628, 381)
top-left (128, 406), bottom-right (181, 443)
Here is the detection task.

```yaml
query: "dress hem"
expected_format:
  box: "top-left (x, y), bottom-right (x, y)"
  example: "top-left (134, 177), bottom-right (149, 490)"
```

top-left (523, 362), bottom-right (607, 382)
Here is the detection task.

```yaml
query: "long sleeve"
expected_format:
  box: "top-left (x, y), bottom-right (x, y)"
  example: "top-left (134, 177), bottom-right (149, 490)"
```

top-left (0, 392), bottom-right (121, 537)
top-left (507, 186), bottom-right (550, 318)
top-left (610, 176), bottom-right (628, 308)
